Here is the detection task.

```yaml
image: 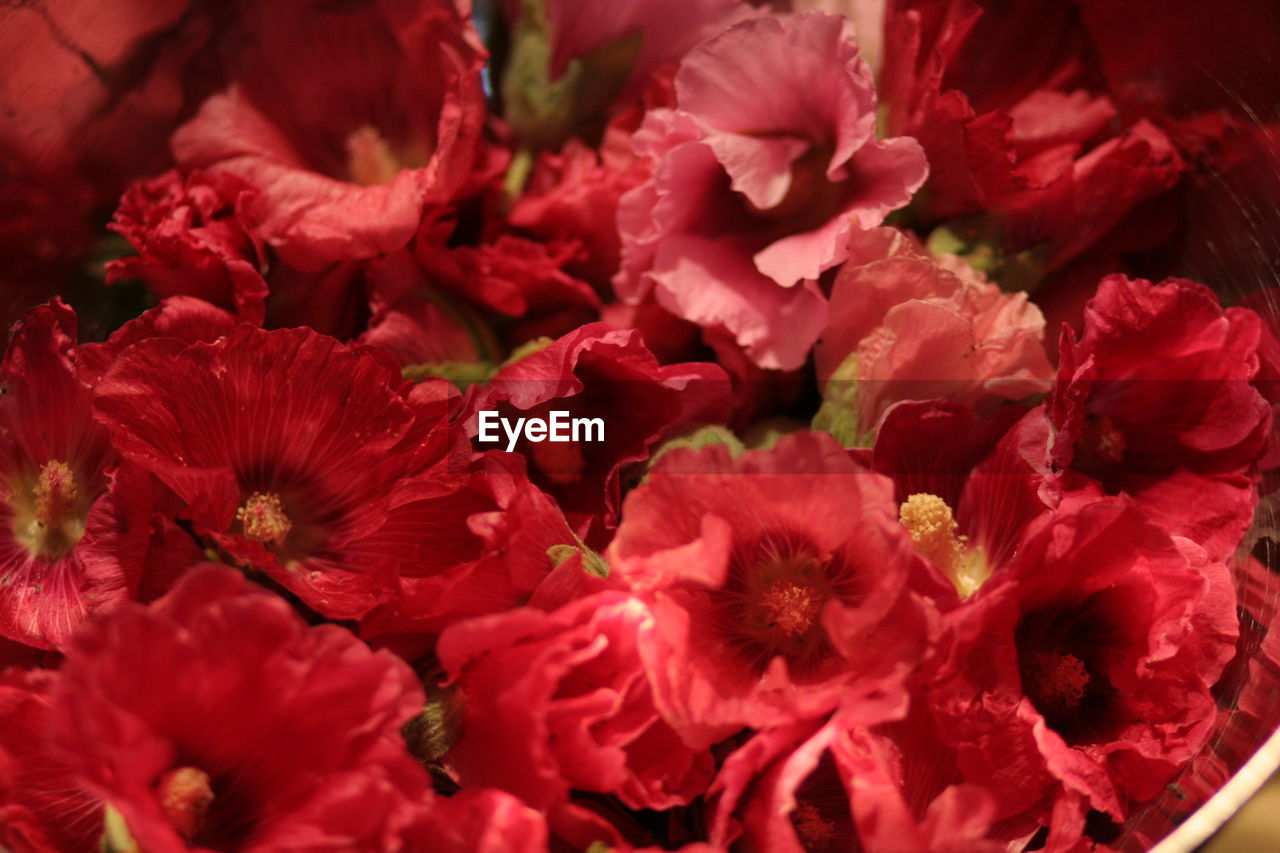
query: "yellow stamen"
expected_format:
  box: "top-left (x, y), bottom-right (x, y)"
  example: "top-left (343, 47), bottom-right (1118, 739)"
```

top-left (34, 460), bottom-right (77, 527)
top-left (236, 492), bottom-right (292, 545)
top-left (346, 125), bottom-right (402, 186)
top-left (898, 493), bottom-right (990, 597)
top-left (792, 801), bottom-right (838, 851)
top-left (156, 766), bottom-right (214, 842)
top-left (760, 581), bottom-right (824, 638)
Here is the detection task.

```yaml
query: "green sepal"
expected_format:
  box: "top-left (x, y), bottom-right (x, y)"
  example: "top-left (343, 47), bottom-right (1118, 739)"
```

top-left (812, 353), bottom-right (874, 448)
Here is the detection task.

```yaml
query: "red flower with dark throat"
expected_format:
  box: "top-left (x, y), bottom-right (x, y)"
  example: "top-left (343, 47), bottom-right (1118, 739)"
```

top-left (607, 432), bottom-right (935, 747)
top-left (94, 324), bottom-right (466, 619)
top-left (49, 566), bottom-right (430, 852)
top-left (928, 499), bottom-right (1238, 832)
top-left (0, 301), bottom-right (154, 649)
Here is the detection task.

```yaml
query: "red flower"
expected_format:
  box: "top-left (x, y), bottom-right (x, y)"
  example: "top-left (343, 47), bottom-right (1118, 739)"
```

top-left (94, 324), bottom-right (467, 619)
top-left (0, 301), bottom-right (155, 649)
top-left (1049, 275), bottom-right (1271, 559)
top-left (360, 451), bottom-right (612, 652)
top-left (709, 715), bottom-right (1005, 853)
top-left (438, 592), bottom-right (713, 816)
top-left (928, 499), bottom-right (1238, 827)
top-left (0, 669), bottom-right (101, 853)
top-left (108, 169), bottom-right (269, 323)
top-left (880, 0), bottom-right (1185, 269)
top-left (397, 788), bottom-right (549, 853)
top-left (607, 432), bottom-right (934, 747)
top-left (171, 0), bottom-right (488, 270)
top-left (462, 322), bottom-right (732, 527)
top-left (50, 566), bottom-right (430, 852)
top-left (870, 400), bottom-right (1053, 602)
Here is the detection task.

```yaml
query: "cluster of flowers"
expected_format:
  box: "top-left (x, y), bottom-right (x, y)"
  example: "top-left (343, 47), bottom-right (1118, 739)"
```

top-left (2, 0), bottom-right (1279, 851)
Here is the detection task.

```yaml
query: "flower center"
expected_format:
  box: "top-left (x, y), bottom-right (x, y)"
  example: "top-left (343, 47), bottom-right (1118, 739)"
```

top-left (1075, 412), bottom-right (1127, 472)
top-left (34, 460), bottom-right (77, 527)
top-left (236, 491), bottom-right (292, 545)
top-left (1021, 649), bottom-right (1091, 713)
top-left (156, 765), bottom-right (214, 843)
top-left (898, 493), bottom-right (989, 597)
top-left (759, 580), bottom-right (824, 638)
top-left (791, 801), bottom-right (838, 852)
top-left (20, 459), bottom-right (86, 559)
top-left (345, 125), bottom-right (420, 186)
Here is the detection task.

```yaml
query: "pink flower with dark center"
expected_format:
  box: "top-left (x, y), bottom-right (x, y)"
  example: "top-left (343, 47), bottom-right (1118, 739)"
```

top-left (615, 12), bottom-right (928, 370)
top-left (607, 431), bottom-right (934, 747)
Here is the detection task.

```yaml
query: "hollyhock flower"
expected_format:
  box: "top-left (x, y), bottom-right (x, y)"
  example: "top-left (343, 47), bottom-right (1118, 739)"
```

top-left (615, 12), bottom-right (928, 370)
top-left (607, 431), bottom-right (934, 747)
top-left (411, 220), bottom-right (601, 344)
top-left (438, 592), bottom-right (713, 819)
top-left (171, 0), bottom-right (488, 271)
top-left (398, 788), bottom-right (549, 853)
top-left (1049, 275), bottom-right (1271, 559)
top-left (77, 295), bottom-right (240, 386)
top-left (709, 715), bottom-right (1005, 853)
top-left (50, 566), bottom-right (430, 852)
top-left (108, 169), bottom-right (269, 323)
top-left (0, 669), bottom-right (102, 853)
top-left (510, 122), bottom-right (651, 284)
top-left (462, 322), bottom-right (732, 526)
top-left (814, 226), bottom-right (1052, 441)
top-left (93, 324), bottom-right (467, 619)
top-left (879, 0), bottom-right (1184, 270)
top-left (928, 499), bottom-right (1238, 826)
top-left (871, 400), bottom-right (1052, 602)
top-left (0, 301), bottom-right (155, 649)
top-left (357, 450), bottom-right (611, 654)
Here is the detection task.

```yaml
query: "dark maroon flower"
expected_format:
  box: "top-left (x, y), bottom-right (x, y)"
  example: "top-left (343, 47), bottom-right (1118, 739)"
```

top-left (1049, 275), bottom-right (1271, 559)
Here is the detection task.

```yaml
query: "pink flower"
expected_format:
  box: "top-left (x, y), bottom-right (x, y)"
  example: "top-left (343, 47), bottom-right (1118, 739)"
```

top-left (615, 12), bottom-right (928, 369)
top-left (607, 431), bottom-right (934, 747)
top-left (815, 226), bottom-right (1053, 437)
